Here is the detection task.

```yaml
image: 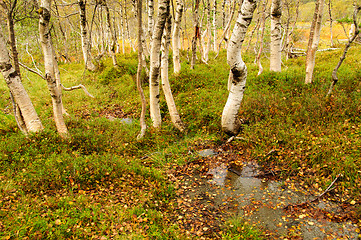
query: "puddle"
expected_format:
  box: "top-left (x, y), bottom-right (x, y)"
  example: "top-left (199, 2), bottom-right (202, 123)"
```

top-left (106, 116), bottom-right (133, 125)
top-left (188, 162), bottom-right (360, 239)
top-left (198, 149), bottom-right (217, 157)
top-left (120, 118), bottom-right (133, 125)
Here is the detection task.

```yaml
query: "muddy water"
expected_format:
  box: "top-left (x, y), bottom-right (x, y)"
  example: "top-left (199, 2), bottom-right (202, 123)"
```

top-left (193, 159), bottom-right (359, 239)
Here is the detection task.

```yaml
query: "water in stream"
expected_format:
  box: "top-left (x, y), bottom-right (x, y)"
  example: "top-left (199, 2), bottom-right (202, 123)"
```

top-left (187, 153), bottom-right (359, 239)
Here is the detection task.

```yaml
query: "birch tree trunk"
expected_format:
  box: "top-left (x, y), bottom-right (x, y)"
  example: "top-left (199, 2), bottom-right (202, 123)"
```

top-left (104, 0), bottom-right (118, 66)
top-left (119, 1), bottom-right (126, 54)
top-left (148, 0), bottom-right (155, 44)
top-left (215, 0), bottom-right (236, 57)
top-left (136, 0), bottom-right (147, 139)
top-left (327, 5), bottom-right (360, 96)
top-left (202, 0), bottom-right (211, 63)
top-left (222, 0), bottom-right (257, 136)
top-left (0, 28), bottom-right (43, 133)
top-left (149, 0), bottom-right (170, 128)
top-left (328, 0), bottom-right (333, 47)
top-left (79, 0), bottom-right (96, 71)
top-left (255, 0), bottom-right (267, 75)
top-left (172, 0), bottom-right (184, 74)
top-left (212, 0), bottom-right (217, 52)
top-left (161, 14), bottom-right (185, 132)
top-left (39, 0), bottom-right (69, 138)
top-left (305, 0), bottom-right (324, 84)
top-left (191, 0), bottom-right (200, 69)
top-left (270, 0), bottom-right (282, 72)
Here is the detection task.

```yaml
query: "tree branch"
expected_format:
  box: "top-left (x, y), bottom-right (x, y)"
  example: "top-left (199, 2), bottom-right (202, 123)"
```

top-left (60, 84), bottom-right (95, 98)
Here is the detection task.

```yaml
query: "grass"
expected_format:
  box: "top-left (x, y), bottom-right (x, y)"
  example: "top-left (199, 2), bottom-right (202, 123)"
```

top-left (0, 42), bottom-right (360, 238)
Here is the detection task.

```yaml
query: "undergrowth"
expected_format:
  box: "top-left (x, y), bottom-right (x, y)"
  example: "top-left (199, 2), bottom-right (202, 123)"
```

top-left (0, 44), bottom-right (360, 238)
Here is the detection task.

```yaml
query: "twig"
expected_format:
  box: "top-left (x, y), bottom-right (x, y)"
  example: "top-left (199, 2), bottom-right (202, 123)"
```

top-left (19, 62), bottom-right (45, 80)
top-left (60, 84), bottom-right (95, 98)
top-left (25, 43), bottom-right (42, 74)
top-left (311, 173), bottom-right (341, 202)
top-left (284, 173), bottom-right (341, 209)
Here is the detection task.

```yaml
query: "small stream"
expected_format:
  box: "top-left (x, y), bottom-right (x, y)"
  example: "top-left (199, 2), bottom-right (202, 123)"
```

top-left (184, 150), bottom-right (360, 239)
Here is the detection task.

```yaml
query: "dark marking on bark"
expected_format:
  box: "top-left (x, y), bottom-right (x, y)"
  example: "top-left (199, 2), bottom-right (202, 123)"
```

top-left (0, 63), bottom-right (12, 72)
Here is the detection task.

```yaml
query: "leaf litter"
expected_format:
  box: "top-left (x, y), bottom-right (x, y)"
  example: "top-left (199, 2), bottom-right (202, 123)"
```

top-left (170, 142), bottom-right (360, 239)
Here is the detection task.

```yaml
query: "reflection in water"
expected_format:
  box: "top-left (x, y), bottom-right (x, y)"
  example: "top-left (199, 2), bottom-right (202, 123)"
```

top-left (204, 162), bottom-right (359, 239)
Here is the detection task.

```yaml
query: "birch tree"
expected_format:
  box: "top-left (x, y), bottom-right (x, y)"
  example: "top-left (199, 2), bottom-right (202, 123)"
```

top-left (270, 0), bottom-right (282, 72)
top-left (327, 4), bottom-right (361, 96)
top-left (136, 0), bottom-right (147, 139)
top-left (305, 0), bottom-right (324, 84)
top-left (222, 0), bottom-right (258, 136)
top-left (39, 0), bottom-right (69, 138)
top-left (0, 27), bottom-right (43, 134)
top-left (103, 0), bottom-right (118, 66)
top-left (191, 0), bottom-right (200, 69)
top-left (79, 0), bottom-right (97, 71)
top-left (149, 0), bottom-right (170, 128)
top-left (212, 0), bottom-right (217, 52)
top-left (172, 0), bottom-right (184, 74)
top-left (161, 14), bottom-right (185, 132)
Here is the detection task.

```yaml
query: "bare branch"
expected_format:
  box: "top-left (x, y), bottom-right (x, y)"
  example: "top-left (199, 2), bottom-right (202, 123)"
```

top-left (60, 84), bottom-right (95, 98)
top-left (18, 62), bottom-right (46, 79)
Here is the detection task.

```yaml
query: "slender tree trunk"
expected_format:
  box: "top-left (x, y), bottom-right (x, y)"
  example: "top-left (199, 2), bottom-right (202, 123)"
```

top-left (0, 28), bottom-right (43, 133)
top-left (104, 0), bottom-right (117, 66)
top-left (270, 0), bottom-right (282, 72)
top-left (39, 0), bottom-right (69, 138)
top-left (191, 0), bottom-right (200, 69)
top-left (148, 0), bottom-right (154, 44)
top-left (256, 0), bottom-right (267, 75)
top-left (222, 0), bottom-right (257, 136)
top-left (215, 0), bottom-right (236, 57)
top-left (119, 1), bottom-right (126, 54)
top-left (328, 0), bottom-right (333, 47)
top-left (124, 4), bottom-right (136, 52)
top-left (327, 5), bottom-right (360, 96)
top-left (202, 0), bottom-right (211, 63)
top-left (212, 0), bottom-right (217, 52)
top-left (172, 0), bottom-right (184, 74)
top-left (136, 0), bottom-right (147, 139)
top-left (305, 0), bottom-right (324, 84)
top-left (161, 14), bottom-right (185, 132)
top-left (149, 0), bottom-right (170, 128)
top-left (79, 0), bottom-right (97, 71)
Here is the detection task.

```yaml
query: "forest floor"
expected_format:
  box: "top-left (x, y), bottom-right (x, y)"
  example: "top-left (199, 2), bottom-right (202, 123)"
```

top-left (1, 45), bottom-right (361, 238)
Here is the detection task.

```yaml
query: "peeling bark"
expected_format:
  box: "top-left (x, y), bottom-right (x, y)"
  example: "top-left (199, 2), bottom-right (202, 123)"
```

top-left (39, 0), bottom-right (69, 138)
top-left (0, 27), bottom-right (43, 133)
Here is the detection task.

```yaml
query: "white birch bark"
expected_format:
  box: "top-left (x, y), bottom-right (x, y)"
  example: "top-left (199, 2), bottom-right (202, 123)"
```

top-left (0, 28), bottom-right (43, 133)
top-left (270, 0), bottom-right (282, 72)
top-left (161, 15), bottom-right (185, 132)
top-left (255, 0), bottom-right (267, 75)
top-left (79, 0), bottom-right (96, 71)
top-left (212, 0), bottom-right (217, 52)
top-left (149, 0), bottom-right (170, 128)
top-left (104, 0), bottom-right (117, 66)
top-left (305, 0), bottom-right (324, 84)
top-left (136, 0), bottom-right (147, 139)
top-left (120, 1), bottom-right (126, 54)
top-left (191, 0), bottom-right (200, 69)
top-left (39, 0), bottom-right (69, 138)
top-left (222, 0), bottom-right (257, 136)
top-left (202, 0), bottom-right (211, 63)
top-left (172, 0), bottom-right (183, 74)
top-left (148, 0), bottom-right (154, 44)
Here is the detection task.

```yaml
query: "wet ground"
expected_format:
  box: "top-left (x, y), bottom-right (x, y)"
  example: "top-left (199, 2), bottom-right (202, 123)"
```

top-left (171, 148), bottom-right (360, 239)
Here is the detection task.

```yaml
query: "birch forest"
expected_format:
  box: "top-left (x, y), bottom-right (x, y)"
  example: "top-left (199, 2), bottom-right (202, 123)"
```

top-left (0, 0), bottom-right (360, 238)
